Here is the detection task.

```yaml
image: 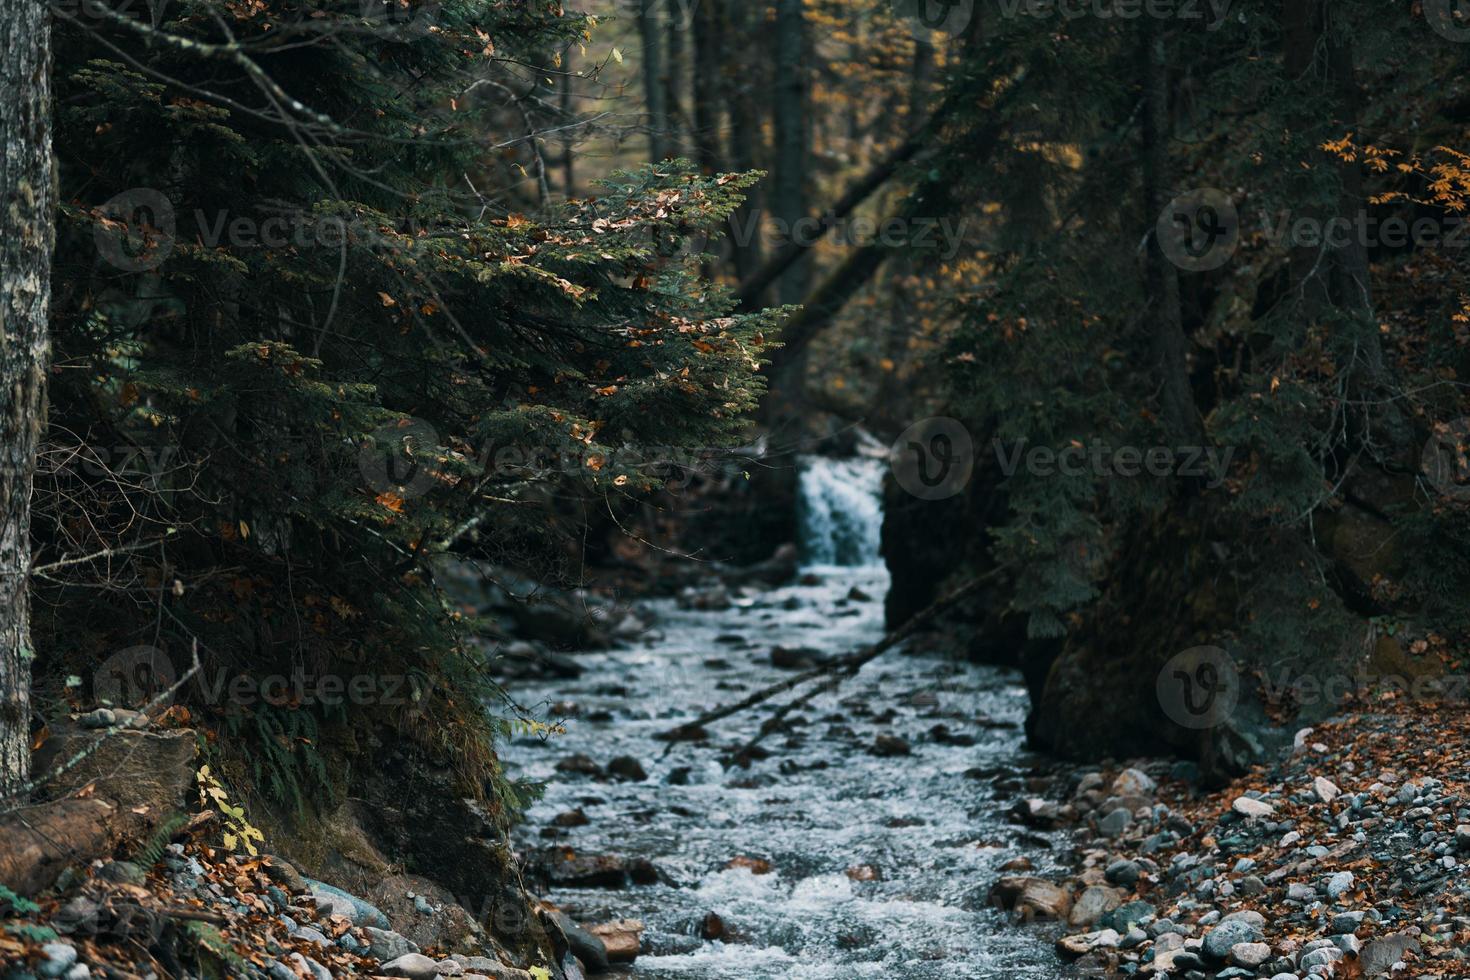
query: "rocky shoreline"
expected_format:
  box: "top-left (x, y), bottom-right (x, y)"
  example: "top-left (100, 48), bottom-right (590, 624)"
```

top-left (994, 698), bottom-right (1470, 979)
top-left (0, 826), bottom-right (644, 980)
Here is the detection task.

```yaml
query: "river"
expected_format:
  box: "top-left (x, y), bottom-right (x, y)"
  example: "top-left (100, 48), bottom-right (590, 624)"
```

top-left (501, 456), bottom-right (1066, 978)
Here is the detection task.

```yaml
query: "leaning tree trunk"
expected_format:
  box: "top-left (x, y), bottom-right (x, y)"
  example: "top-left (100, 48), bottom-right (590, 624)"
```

top-left (0, 0), bottom-right (53, 800)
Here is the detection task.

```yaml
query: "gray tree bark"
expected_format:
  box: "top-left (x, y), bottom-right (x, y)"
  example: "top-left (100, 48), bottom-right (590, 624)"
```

top-left (0, 0), bottom-right (53, 799)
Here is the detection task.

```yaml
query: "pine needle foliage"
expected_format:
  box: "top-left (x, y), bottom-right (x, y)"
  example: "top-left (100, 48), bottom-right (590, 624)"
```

top-left (38, 0), bottom-right (781, 811)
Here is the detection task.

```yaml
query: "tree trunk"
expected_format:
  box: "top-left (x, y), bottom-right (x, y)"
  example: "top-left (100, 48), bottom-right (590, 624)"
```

top-left (910, 38), bottom-right (934, 135)
top-left (1282, 0), bottom-right (1332, 315)
top-left (0, 0), bottom-right (53, 800)
top-left (664, 0), bottom-right (687, 157)
top-left (691, 0), bottom-right (723, 175)
top-left (637, 0), bottom-right (668, 163)
top-left (559, 44), bottom-right (575, 197)
top-left (1139, 24), bottom-right (1202, 443)
top-left (725, 0), bottom-right (764, 285)
top-left (1283, 0), bottom-right (1395, 405)
top-left (772, 0), bottom-right (809, 305)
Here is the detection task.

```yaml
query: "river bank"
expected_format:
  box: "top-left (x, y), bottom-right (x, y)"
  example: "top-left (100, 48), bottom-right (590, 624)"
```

top-left (12, 453), bottom-right (1470, 980)
top-left (998, 700), bottom-right (1470, 979)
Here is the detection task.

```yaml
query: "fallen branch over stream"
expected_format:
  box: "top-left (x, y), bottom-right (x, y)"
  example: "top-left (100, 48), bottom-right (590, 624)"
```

top-left (655, 564), bottom-right (1012, 746)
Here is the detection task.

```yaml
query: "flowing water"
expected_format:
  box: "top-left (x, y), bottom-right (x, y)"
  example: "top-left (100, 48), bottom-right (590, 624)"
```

top-left (502, 456), bottom-right (1066, 979)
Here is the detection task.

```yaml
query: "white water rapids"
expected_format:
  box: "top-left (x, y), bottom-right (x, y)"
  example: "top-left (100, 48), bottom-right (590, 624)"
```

top-left (501, 456), bottom-right (1066, 978)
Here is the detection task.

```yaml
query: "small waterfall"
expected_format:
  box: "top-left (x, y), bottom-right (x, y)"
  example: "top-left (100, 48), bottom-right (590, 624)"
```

top-left (796, 455), bottom-right (885, 567)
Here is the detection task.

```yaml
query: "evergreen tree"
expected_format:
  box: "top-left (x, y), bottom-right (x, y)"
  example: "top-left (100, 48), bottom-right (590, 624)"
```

top-left (38, 0), bottom-right (780, 812)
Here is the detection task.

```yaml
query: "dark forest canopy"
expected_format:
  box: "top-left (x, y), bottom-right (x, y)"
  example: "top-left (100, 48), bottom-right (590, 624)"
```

top-left (4, 0), bottom-right (1470, 974)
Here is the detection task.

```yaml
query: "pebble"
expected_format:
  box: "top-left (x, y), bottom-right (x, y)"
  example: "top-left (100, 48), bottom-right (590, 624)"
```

top-left (1103, 859), bottom-right (1141, 889)
top-left (364, 927), bottom-right (418, 962)
top-left (1229, 941), bottom-right (1271, 968)
top-left (289, 953), bottom-right (331, 980)
top-left (1111, 768), bottom-right (1155, 797)
top-left (380, 952), bottom-right (442, 980)
top-left (77, 708), bottom-right (115, 729)
top-left (1097, 809), bottom-right (1132, 837)
top-left (1202, 918), bottom-right (1262, 959)
top-left (37, 944), bottom-right (78, 979)
top-left (1055, 928), bottom-right (1120, 958)
top-left (290, 926), bottom-right (330, 947)
top-left (1232, 796), bottom-right (1275, 819)
top-left (1300, 945), bottom-right (1344, 969)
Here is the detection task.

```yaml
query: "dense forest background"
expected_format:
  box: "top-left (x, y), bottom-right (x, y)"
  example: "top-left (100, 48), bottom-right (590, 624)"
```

top-left (6, 0), bottom-right (1470, 970)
